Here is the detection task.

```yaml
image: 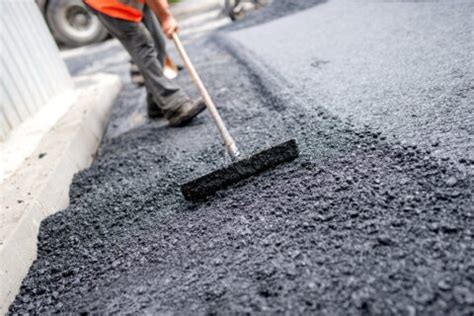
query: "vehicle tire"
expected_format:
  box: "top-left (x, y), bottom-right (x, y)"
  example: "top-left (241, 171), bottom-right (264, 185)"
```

top-left (46, 0), bottom-right (108, 47)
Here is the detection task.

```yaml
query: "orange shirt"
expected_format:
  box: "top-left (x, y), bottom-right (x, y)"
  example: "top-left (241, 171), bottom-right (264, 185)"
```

top-left (84, 0), bottom-right (145, 22)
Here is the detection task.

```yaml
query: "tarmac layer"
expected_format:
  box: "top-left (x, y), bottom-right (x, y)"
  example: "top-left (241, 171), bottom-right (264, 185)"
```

top-left (230, 0), bottom-right (474, 168)
top-left (9, 1), bottom-right (474, 314)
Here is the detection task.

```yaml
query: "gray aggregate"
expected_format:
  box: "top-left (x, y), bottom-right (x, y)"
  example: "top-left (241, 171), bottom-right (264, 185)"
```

top-left (8, 0), bottom-right (473, 314)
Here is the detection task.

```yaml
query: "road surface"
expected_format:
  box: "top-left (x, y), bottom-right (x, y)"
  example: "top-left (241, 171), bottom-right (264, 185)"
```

top-left (9, 0), bottom-right (473, 314)
top-left (230, 0), bottom-right (474, 167)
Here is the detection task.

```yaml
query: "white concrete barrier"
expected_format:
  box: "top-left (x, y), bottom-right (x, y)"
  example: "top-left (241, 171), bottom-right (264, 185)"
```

top-left (0, 0), bottom-right (73, 141)
top-left (0, 73), bottom-right (122, 314)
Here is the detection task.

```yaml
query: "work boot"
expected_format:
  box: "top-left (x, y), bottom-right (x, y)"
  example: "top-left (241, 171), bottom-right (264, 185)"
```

top-left (163, 56), bottom-right (179, 80)
top-left (130, 61), bottom-right (140, 75)
top-left (167, 98), bottom-right (206, 127)
top-left (146, 93), bottom-right (164, 118)
top-left (130, 60), bottom-right (145, 86)
top-left (131, 73), bottom-right (145, 86)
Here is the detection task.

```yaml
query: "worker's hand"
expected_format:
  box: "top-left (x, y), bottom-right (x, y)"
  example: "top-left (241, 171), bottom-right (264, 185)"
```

top-left (161, 14), bottom-right (179, 38)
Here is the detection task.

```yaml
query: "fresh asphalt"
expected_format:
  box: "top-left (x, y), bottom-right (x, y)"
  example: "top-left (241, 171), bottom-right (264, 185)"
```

top-left (230, 0), bottom-right (474, 168)
top-left (9, 0), bottom-right (473, 314)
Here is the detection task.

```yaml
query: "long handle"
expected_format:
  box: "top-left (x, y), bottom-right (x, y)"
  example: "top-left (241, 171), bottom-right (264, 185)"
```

top-left (171, 33), bottom-right (240, 160)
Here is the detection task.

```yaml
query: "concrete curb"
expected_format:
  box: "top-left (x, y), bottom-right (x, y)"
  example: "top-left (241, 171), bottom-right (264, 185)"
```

top-left (0, 73), bottom-right (122, 314)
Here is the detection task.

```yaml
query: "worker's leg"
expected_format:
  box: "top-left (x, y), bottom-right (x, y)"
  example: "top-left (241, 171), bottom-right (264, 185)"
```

top-left (142, 5), bottom-right (166, 67)
top-left (141, 4), bottom-right (167, 118)
top-left (93, 11), bottom-right (187, 115)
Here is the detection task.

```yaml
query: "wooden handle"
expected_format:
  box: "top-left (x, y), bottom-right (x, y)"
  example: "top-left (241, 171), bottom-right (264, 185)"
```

top-left (171, 33), bottom-right (239, 160)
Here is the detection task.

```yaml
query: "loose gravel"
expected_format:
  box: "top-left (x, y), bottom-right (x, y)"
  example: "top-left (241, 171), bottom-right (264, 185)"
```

top-left (9, 0), bottom-right (473, 314)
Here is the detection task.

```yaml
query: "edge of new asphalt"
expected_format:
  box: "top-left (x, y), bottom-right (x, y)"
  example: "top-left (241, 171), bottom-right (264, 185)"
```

top-left (0, 73), bottom-right (122, 314)
top-left (214, 33), bottom-right (301, 114)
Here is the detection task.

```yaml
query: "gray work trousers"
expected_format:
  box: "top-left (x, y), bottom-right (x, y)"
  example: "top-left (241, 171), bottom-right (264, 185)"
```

top-left (142, 5), bottom-right (166, 67)
top-left (91, 6), bottom-right (188, 113)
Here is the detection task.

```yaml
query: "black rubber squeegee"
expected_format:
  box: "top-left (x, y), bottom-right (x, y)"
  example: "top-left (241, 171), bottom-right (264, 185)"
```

top-left (172, 33), bottom-right (299, 201)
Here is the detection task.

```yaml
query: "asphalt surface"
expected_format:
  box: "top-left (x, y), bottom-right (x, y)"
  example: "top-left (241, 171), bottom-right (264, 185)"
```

top-left (9, 0), bottom-right (473, 314)
top-left (230, 0), bottom-right (474, 169)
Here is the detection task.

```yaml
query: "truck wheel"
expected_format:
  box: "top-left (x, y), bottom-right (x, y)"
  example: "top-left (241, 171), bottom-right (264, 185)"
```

top-left (46, 0), bottom-right (108, 47)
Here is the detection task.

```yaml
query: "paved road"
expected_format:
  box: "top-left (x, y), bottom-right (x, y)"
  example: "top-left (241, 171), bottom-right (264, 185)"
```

top-left (9, 0), bottom-right (473, 314)
top-left (230, 0), bottom-right (474, 168)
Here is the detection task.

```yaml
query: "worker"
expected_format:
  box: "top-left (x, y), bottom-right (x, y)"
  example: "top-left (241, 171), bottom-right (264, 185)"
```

top-left (83, 0), bottom-right (205, 127)
top-left (129, 4), bottom-right (183, 118)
